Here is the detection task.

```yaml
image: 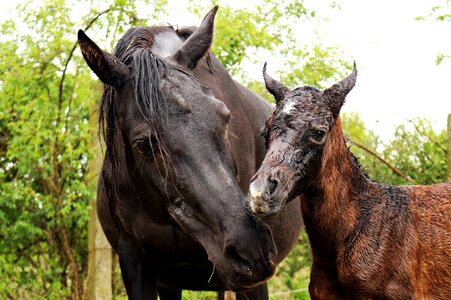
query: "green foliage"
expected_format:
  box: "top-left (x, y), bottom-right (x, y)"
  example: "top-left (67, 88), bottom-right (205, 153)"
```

top-left (279, 47), bottom-right (352, 89)
top-left (416, 1), bottom-right (451, 65)
top-left (212, 5), bottom-right (279, 75)
top-left (376, 119), bottom-right (447, 185)
top-left (268, 230), bottom-right (311, 299)
top-left (182, 290), bottom-right (217, 300)
top-left (189, 0), bottom-right (347, 88)
top-left (343, 113), bottom-right (447, 185)
top-left (0, 1), bottom-right (94, 297)
top-left (416, 1), bottom-right (451, 22)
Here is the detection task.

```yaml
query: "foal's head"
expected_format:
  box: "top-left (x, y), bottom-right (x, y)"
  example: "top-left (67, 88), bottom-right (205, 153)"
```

top-left (248, 63), bottom-right (357, 216)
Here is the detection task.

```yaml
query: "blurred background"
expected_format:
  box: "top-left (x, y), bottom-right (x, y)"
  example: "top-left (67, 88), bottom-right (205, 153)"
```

top-left (0, 0), bottom-right (449, 299)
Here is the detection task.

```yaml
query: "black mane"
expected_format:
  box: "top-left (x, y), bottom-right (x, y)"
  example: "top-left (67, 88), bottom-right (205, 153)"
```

top-left (99, 27), bottom-right (173, 173)
top-left (348, 147), bottom-right (370, 179)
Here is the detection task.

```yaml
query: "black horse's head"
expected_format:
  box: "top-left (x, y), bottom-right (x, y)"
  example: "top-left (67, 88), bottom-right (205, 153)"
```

top-left (79, 7), bottom-right (276, 289)
top-left (248, 63), bottom-right (357, 216)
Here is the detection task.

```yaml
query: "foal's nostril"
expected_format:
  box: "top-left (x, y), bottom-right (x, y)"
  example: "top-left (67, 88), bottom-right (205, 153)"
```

top-left (267, 179), bottom-right (278, 196)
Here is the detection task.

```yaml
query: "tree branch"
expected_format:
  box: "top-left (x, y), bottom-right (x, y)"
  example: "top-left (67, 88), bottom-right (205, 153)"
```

top-left (408, 119), bottom-right (447, 154)
top-left (347, 138), bottom-right (416, 184)
top-left (53, 8), bottom-right (112, 300)
top-left (57, 8), bottom-right (111, 121)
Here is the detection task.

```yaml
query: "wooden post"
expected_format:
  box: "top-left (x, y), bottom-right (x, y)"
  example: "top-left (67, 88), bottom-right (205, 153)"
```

top-left (224, 291), bottom-right (236, 300)
top-left (447, 114), bottom-right (451, 182)
top-left (88, 206), bottom-right (113, 299)
top-left (87, 100), bottom-right (113, 299)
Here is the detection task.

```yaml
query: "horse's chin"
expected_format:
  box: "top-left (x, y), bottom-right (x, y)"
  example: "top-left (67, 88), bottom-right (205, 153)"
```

top-left (214, 260), bottom-right (275, 292)
top-left (223, 273), bottom-right (274, 292)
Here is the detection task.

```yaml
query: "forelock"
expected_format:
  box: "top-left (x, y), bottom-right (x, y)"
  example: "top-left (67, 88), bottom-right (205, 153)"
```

top-left (268, 86), bottom-right (332, 136)
top-left (278, 86), bottom-right (326, 118)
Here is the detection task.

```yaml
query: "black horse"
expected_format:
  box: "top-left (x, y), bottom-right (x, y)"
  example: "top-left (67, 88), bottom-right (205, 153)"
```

top-left (78, 6), bottom-right (302, 299)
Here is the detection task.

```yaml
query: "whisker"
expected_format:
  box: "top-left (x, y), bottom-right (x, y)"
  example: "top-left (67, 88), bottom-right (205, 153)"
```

top-left (207, 265), bottom-right (215, 283)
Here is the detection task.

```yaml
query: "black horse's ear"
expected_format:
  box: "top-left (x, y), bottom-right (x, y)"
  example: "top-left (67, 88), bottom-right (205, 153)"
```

top-left (263, 62), bottom-right (290, 104)
top-left (171, 6), bottom-right (218, 70)
top-left (323, 62), bottom-right (357, 117)
top-left (78, 29), bottom-right (130, 88)
top-left (176, 26), bottom-right (196, 41)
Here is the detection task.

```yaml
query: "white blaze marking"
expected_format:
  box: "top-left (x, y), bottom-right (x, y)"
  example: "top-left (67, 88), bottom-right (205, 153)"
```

top-left (151, 31), bottom-right (184, 57)
top-left (283, 99), bottom-right (296, 115)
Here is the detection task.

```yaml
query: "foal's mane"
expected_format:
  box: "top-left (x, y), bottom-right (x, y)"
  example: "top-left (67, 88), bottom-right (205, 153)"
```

top-left (324, 117), bottom-right (370, 180)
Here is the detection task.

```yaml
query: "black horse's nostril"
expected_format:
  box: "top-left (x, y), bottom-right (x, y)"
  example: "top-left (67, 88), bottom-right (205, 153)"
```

top-left (225, 244), bottom-right (251, 274)
top-left (267, 179), bottom-right (278, 196)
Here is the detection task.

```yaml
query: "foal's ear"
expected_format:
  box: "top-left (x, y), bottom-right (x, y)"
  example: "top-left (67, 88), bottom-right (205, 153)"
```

top-left (263, 62), bottom-right (290, 104)
top-left (323, 62), bottom-right (357, 117)
top-left (78, 30), bottom-right (130, 88)
top-left (171, 6), bottom-right (218, 70)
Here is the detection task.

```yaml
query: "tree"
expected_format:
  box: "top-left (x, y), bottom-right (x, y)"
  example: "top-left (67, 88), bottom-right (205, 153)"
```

top-left (190, 0), bottom-right (350, 95)
top-left (342, 114), bottom-right (447, 186)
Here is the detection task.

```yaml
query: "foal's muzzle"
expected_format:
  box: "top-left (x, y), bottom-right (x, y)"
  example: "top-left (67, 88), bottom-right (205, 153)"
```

top-left (248, 166), bottom-right (295, 216)
top-left (249, 175), bottom-right (282, 215)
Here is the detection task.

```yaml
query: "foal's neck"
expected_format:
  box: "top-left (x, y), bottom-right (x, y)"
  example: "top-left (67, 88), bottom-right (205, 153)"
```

top-left (302, 118), bottom-right (369, 248)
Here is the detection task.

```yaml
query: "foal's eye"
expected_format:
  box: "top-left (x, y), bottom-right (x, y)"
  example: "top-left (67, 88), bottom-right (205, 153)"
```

top-left (134, 136), bottom-right (158, 157)
top-left (310, 128), bottom-right (327, 143)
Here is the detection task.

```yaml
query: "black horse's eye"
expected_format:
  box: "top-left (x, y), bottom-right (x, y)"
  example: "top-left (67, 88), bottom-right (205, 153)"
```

top-left (310, 128), bottom-right (327, 143)
top-left (134, 136), bottom-right (158, 157)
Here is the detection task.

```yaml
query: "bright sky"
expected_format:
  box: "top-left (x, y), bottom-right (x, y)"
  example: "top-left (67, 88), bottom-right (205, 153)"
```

top-left (242, 0), bottom-right (451, 140)
top-left (308, 0), bottom-right (451, 140)
top-left (2, 0), bottom-right (450, 140)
